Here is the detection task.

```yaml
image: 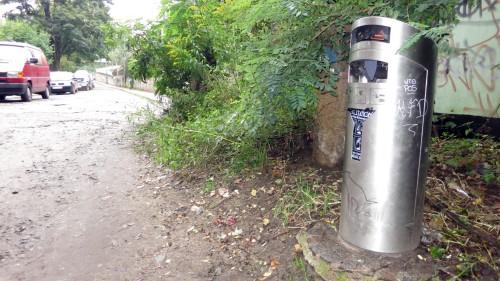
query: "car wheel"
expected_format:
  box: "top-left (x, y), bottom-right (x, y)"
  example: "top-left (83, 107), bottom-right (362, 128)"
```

top-left (0, 95), bottom-right (5, 101)
top-left (41, 84), bottom-right (50, 99)
top-left (21, 85), bottom-right (32, 102)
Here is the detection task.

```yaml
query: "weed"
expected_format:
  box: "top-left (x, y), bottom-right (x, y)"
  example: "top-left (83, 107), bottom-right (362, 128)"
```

top-left (428, 245), bottom-right (446, 259)
top-left (425, 132), bottom-right (499, 279)
top-left (129, 93), bottom-right (277, 174)
top-left (273, 172), bottom-right (340, 226)
top-left (293, 256), bottom-right (309, 281)
top-left (203, 176), bottom-right (215, 194)
top-left (430, 134), bottom-right (499, 183)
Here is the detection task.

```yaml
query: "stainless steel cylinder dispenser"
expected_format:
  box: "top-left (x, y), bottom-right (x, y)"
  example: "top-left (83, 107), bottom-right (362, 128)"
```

top-left (339, 17), bottom-right (437, 254)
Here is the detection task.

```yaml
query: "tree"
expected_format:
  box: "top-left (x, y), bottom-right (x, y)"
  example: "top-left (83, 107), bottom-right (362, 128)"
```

top-left (129, 0), bottom-right (222, 92)
top-left (1, 0), bottom-right (112, 70)
top-left (101, 20), bottom-right (135, 69)
top-left (0, 19), bottom-right (53, 58)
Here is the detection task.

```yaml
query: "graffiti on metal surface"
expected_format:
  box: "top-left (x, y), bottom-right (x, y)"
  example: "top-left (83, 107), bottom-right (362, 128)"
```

top-left (343, 171), bottom-right (378, 218)
top-left (402, 124), bottom-right (419, 136)
top-left (436, 0), bottom-right (500, 117)
top-left (403, 78), bottom-right (418, 94)
top-left (397, 98), bottom-right (429, 119)
top-left (348, 108), bottom-right (375, 161)
top-left (398, 75), bottom-right (428, 136)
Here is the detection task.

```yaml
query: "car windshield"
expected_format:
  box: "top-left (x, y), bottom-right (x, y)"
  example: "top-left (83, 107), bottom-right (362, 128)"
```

top-left (51, 72), bottom-right (73, 80)
top-left (0, 45), bottom-right (29, 69)
top-left (0, 45), bottom-right (28, 61)
top-left (74, 70), bottom-right (89, 76)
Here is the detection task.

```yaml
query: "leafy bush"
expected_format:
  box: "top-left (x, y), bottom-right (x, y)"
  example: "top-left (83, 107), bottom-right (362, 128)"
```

top-left (135, 100), bottom-right (268, 172)
top-left (129, 0), bottom-right (461, 172)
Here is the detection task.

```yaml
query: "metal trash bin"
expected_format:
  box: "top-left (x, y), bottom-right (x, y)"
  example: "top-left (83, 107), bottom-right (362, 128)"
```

top-left (339, 16), bottom-right (437, 254)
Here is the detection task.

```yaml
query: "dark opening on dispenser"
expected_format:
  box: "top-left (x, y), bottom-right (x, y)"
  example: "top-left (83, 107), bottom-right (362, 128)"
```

top-left (351, 25), bottom-right (391, 44)
top-left (349, 60), bottom-right (388, 83)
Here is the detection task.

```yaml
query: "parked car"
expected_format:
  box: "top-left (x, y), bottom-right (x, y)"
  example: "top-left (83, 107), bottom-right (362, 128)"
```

top-left (73, 70), bottom-right (94, 91)
top-left (50, 71), bottom-right (78, 94)
top-left (0, 41), bottom-right (51, 102)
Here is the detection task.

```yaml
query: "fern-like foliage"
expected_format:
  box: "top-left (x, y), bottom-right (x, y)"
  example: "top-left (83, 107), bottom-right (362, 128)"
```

top-left (398, 25), bottom-right (455, 54)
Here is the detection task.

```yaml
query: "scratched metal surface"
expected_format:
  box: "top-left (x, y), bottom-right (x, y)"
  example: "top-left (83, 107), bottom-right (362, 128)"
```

top-left (340, 17), bottom-right (436, 254)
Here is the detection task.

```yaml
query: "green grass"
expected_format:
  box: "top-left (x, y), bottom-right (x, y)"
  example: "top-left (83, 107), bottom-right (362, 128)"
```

top-left (430, 134), bottom-right (499, 183)
top-left (203, 176), bottom-right (215, 194)
top-left (129, 106), bottom-right (269, 173)
top-left (274, 172), bottom-right (341, 226)
top-left (293, 256), bottom-right (309, 281)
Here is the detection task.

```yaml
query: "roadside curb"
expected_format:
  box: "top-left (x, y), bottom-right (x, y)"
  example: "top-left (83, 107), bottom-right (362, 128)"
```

top-left (95, 81), bottom-right (158, 102)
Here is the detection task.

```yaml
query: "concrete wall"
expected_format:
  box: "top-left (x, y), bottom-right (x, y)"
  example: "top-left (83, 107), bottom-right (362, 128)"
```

top-left (95, 66), bottom-right (155, 93)
top-left (435, 0), bottom-right (500, 118)
top-left (131, 79), bottom-right (155, 93)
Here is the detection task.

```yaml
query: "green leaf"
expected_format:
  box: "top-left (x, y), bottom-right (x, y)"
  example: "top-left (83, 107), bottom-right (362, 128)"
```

top-left (429, 246), bottom-right (446, 259)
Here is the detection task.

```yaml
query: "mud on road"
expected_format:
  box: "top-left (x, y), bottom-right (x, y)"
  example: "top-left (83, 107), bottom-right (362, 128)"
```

top-left (0, 86), bottom-right (307, 281)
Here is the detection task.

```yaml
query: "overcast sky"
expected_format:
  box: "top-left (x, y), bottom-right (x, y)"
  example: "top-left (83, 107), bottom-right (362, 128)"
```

top-left (0, 0), bottom-right (162, 22)
top-left (109, 0), bottom-right (163, 22)
top-left (0, 2), bottom-right (15, 21)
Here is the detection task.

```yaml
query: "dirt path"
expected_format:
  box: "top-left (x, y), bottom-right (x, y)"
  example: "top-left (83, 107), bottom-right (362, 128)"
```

top-left (0, 86), bottom-right (151, 279)
top-left (0, 87), bottom-right (172, 280)
top-left (0, 86), bottom-right (308, 281)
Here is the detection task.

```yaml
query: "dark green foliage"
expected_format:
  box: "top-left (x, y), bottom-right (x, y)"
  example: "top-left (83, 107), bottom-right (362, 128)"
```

top-left (129, 0), bottom-right (224, 93)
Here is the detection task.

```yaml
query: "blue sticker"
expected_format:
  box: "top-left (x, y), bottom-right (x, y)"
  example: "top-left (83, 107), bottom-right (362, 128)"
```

top-left (348, 108), bottom-right (375, 161)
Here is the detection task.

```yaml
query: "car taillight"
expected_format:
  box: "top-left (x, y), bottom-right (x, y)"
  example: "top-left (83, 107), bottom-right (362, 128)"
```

top-left (7, 71), bottom-right (23, 78)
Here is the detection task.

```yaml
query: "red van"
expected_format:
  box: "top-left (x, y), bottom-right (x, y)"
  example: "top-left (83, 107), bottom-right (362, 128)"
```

top-left (0, 41), bottom-right (51, 102)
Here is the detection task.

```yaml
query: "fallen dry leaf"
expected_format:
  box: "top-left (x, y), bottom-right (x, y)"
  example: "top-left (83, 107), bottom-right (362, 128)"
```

top-left (270, 259), bottom-right (280, 267)
top-left (227, 217), bottom-right (238, 226)
top-left (218, 188), bottom-right (230, 198)
top-left (473, 197), bottom-right (483, 205)
top-left (294, 243), bottom-right (303, 253)
top-left (263, 268), bottom-right (273, 277)
top-left (258, 267), bottom-right (273, 280)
